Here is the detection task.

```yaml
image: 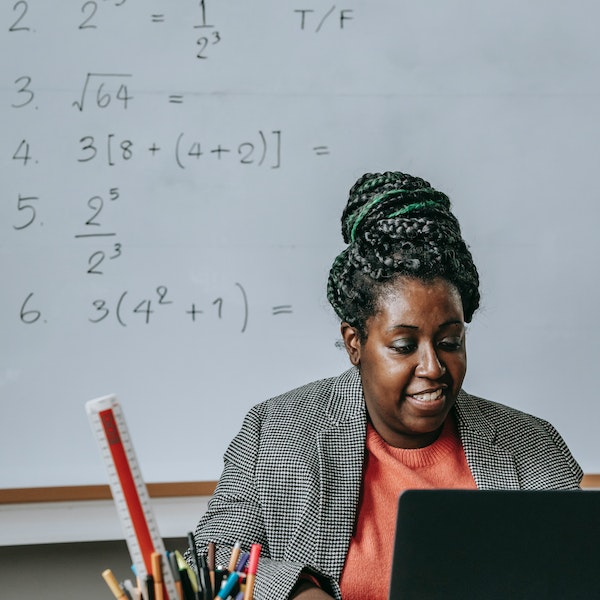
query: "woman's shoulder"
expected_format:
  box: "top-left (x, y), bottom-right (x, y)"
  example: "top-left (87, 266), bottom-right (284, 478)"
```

top-left (456, 390), bottom-right (558, 434)
top-left (455, 390), bottom-right (579, 465)
top-left (253, 367), bottom-right (362, 421)
top-left (456, 390), bottom-right (583, 486)
top-left (227, 368), bottom-right (363, 458)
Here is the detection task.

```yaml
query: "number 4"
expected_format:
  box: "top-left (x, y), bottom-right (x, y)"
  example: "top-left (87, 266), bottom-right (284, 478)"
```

top-left (13, 139), bottom-right (32, 165)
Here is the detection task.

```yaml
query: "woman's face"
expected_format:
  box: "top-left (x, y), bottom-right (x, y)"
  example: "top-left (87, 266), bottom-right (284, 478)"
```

top-left (342, 276), bottom-right (467, 448)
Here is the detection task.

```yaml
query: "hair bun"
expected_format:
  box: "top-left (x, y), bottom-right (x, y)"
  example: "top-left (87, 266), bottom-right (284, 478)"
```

top-left (328, 170), bottom-right (480, 327)
top-left (341, 171), bottom-right (451, 244)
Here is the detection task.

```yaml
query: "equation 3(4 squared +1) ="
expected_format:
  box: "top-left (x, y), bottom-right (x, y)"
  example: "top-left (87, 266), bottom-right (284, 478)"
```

top-left (18, 284), bottom-right (294, 332)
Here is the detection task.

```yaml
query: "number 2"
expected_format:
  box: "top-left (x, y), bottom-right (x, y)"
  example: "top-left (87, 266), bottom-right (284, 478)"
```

top-left (10, 1), bottom-right (30, 32)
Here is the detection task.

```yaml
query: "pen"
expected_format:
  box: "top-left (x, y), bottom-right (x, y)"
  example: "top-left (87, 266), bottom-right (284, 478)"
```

top-left (216, 572), bottom-right (239, 599)
top-left (102, 568), bottom-right (128, 600)
top-left (199, 554), bottom-right (213, 599)
top-left (145, 573), bottom-right (156, 600)
top-left (227, 542), bottom-right (241, 574)
top-left (186, 532), bottom-right (203, 600)
top-left (243, 544), bottom-right (261, 600)
top-left (151, 552), bottom-right (164, 600)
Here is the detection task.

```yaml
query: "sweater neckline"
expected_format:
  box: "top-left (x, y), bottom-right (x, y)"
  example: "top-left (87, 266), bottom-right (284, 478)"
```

top-left (367, 416), bottom-right (460, 469)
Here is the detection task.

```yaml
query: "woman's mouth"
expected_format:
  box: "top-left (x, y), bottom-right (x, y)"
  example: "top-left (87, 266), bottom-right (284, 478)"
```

top-left (405, 387), bottom-right (448, 414)
top-left (408, 388), bottom-right (444, 402)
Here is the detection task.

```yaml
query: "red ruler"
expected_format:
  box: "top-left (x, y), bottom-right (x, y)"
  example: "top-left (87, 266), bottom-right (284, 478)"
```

top-left (86, 394), bottom-right (178, 600)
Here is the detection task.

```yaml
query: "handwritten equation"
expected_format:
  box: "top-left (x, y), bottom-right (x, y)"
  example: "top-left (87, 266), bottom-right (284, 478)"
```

top-left (10, 1), bottom-right (356, 60)
top-left (18, 283), bottom-right (293, 332)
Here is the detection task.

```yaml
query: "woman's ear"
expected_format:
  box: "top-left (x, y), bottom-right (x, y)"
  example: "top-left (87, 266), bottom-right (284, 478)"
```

top-left (341, 322), bottom-right (361, 366)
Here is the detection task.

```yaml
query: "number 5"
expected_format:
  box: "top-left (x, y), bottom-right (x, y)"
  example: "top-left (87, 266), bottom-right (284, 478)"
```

top-left (13, 194), bottom-right (38, 230)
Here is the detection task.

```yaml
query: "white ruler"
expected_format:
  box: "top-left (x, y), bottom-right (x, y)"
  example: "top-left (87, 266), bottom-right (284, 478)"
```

top-left (86, 394), bottom-right (178, 600)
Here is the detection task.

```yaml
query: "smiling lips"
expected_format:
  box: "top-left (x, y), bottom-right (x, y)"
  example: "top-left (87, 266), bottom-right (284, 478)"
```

top-left (407, 388), bottom-right (445, 402)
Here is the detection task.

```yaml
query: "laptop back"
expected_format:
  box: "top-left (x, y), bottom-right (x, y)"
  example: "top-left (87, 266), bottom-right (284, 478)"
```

top-left (388, 489), bottom-right (600, 600)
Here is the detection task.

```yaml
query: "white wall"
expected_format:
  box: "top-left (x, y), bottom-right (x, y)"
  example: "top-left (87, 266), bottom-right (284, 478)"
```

top-left (2, 1), bottom-right (599, 502)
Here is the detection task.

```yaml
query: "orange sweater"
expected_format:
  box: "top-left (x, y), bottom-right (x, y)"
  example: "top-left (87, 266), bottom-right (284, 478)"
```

top-left (339, 416), bottom-right (477, 600)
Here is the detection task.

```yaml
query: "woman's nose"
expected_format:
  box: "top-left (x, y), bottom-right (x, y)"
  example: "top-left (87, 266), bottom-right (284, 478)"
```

top-left (415, 344), bottom-right (446, 379)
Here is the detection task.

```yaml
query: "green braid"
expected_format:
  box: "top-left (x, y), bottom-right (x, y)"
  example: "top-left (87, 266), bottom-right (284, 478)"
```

top-left (386, 199), bottom-right (441, 219)
top-left (348, 189), bottom-right (441, 242)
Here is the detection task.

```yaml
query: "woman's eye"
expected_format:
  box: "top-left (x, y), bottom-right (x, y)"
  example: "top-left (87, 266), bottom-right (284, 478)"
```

top-left (391, 342), bottom-right (416, 354)
top-left (438, 338), bottom-right (463, 351)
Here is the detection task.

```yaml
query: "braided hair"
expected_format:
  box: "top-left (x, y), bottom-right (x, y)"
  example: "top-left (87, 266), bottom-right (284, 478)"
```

top-left (327, 171), bottom-right (480, 340)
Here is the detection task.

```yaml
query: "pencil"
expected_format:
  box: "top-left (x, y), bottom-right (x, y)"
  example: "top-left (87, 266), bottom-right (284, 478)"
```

top-left (102, 569), bottom-right (128, 600)
top-left (151, 552), bottom-right (164, 600)
top-left (227, 542), bottom-right (241, 573)
top-left (235, 552), bottom-right (249, 572)
top-left (123, 579), bottom-right (142, 600)
top-left (207, 542), bottom-right (216, 592)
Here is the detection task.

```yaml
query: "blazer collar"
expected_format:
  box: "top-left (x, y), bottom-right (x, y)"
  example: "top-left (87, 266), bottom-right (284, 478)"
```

top-left (324, 367), bottom-right (365, 424)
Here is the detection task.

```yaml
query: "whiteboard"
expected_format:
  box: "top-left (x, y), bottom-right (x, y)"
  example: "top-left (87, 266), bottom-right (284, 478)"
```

top-left (2, 0), bottom-right (599, 490)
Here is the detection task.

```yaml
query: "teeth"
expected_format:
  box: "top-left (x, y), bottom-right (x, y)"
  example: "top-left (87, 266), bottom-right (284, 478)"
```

top-left (411, 388), bottom-right (443, 401)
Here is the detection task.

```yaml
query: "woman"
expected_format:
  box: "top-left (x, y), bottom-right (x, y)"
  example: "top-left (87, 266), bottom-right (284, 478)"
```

top-left (190, 171), bottom-right (582, 599)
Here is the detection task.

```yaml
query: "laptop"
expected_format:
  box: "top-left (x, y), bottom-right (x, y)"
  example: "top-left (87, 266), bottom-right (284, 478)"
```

top-left (388, 489), bottom-right (600, 600)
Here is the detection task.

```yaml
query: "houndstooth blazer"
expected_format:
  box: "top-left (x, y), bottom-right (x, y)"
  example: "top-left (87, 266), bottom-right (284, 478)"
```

top-left (191, 367), bottom-right (582, 599)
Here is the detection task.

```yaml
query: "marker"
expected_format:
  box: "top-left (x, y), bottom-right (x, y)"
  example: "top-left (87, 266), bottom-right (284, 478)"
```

top-left (216, 572), bottom-right (239, 599)
top-left (175, 550), bottom-right (199, 595)
top-left (243, 544), bottom-right (261, 600)
top-left (167, 552), bottom-right (183, 600)
top-left (103, 569), bottom-right (128, 600)
top-left (227, 542), bottom-right (241, 573)
top-left (179, 568), bottom-right (196, 600)
top-left (151, 552), bottom-right (164, 600)
top-left (213, 567), bottom-right (227, 595)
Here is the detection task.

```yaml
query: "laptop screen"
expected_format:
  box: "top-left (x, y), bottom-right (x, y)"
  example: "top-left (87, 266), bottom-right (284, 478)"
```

top-left (388, 489), bottom-right (600, 600)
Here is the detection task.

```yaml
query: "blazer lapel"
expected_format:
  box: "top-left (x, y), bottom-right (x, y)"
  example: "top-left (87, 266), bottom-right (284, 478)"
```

top-left (315, 368), bottom-right (366, 578)
top-left (315, 418), bottom-right (366, 578)
top-left (280, 368), bottom-right (366, 576)
top-left (455, 391), bottom-right (521, 490)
